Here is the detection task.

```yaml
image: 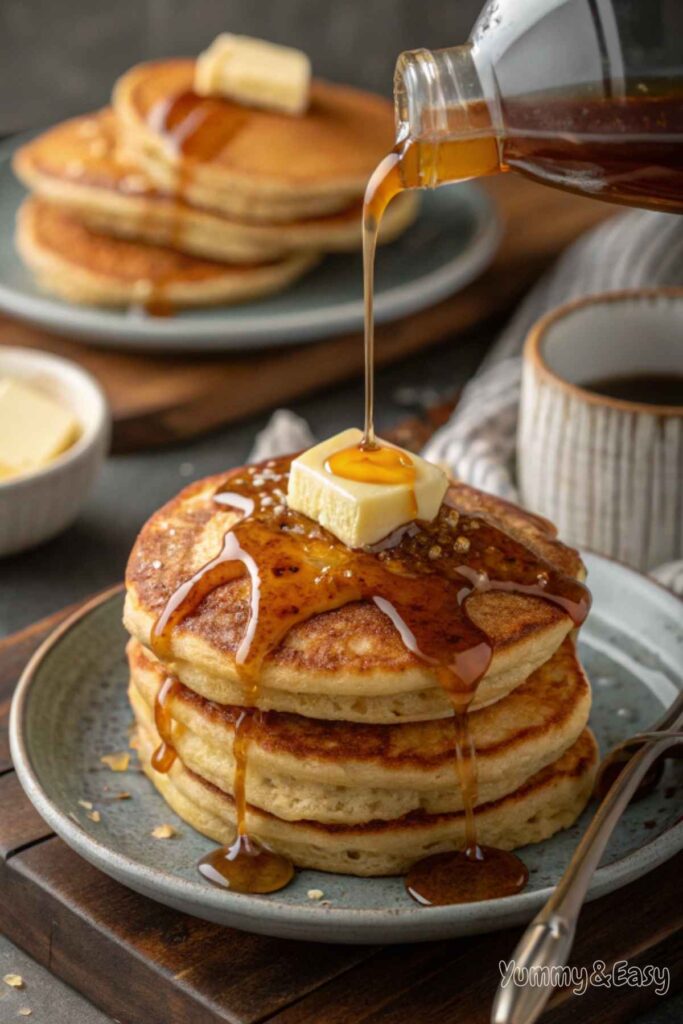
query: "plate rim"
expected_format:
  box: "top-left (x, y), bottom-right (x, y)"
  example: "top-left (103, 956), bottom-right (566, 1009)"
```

top-left (9, 558), bottom-right (683, 942)
top-left (0, 132), bottom-right (501, 351)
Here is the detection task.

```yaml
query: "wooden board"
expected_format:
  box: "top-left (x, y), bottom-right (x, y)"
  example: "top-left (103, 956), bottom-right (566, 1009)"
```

top-left (0, 604), bottom-right (680, 1024)
top-left (0, 176), bottom-right (615, 453)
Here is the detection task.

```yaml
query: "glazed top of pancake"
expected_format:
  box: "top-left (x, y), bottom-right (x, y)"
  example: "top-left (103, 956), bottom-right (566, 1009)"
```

top-left (124, 460), bottom-right (586, 692)
top-left (20, 197), bottom-right (278, 282)
top-left (114, 59), bottom-right (397, 186)
top-left (13, 109), bottom-right (157, 195)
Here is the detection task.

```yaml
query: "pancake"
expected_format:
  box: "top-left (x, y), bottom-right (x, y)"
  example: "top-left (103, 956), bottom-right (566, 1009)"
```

top-left (129, 636), bottom-right (591, 823)
top-left (113, 60), bottom-right (400, 221)
top-left (16, 197), bottom-right (317, 309)
top-left (14, 110), bottom-right (418, 263)
top-left (135, 721), bottom-right (598, 875)
top-left (124, 465), bottom-right (586, 722)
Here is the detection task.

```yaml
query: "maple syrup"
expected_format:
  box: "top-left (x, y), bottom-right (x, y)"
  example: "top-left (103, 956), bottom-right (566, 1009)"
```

top-left (339, 125), bottom-right (503, 543)
top-left (392, 91), bottom-right (683, 215)
top-left (327, 442), bottom-right (416, 488)
top-left (151, 676), bottom-right (182, 773)
top-left (198, 832), bottom-right (295, 894)
top-left (406, 846), bottom-right (529, 906)
top-left (499, 90), bottom-right (683, 215)
top-left (138, 90), bottom-right (250, 316)
top-left (149, 90), bottom-right (249, 163)
top-left (197, 710), bottom-right (295, 894)
top-left (327, 441), bottom-right (418, 517)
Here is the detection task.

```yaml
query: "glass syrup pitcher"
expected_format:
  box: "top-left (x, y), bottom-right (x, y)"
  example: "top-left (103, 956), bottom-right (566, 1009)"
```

top-left (391, 0), bottom-right (683, 213)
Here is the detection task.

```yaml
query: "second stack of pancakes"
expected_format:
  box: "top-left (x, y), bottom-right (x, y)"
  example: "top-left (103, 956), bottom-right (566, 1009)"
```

top-left (124, 460), bottom-right (597, 876)
top-left (13, 56), bottom-right (417, 309)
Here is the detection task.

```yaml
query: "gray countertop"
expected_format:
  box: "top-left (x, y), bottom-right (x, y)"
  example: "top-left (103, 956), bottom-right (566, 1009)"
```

top-left (1, 330), bottom-right (679, 1022)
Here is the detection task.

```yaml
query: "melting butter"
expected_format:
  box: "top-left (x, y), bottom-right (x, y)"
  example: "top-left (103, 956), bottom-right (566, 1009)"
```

top-left (286, 427), bottom-right (448, 548)
top-left (195, 34), bottom-right (311, 115)
top-left (0, 377), bottom-right (79, 481)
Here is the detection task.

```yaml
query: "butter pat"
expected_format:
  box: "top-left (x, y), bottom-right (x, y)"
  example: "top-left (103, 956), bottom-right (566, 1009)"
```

top-left (287, 428), bottom-right (448, 548)
top-left (195, 34), bottom-right (311, 115)
top-left (0, 377), bottom-right (79, 480)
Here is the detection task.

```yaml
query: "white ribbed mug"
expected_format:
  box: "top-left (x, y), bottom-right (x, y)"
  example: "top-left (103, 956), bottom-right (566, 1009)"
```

top-left (518, 289), bottom-right (683, 571)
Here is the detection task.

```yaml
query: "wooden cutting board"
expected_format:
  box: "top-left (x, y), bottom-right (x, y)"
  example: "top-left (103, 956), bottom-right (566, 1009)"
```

top-left (0, 176), bottom-right (614, 452)
top-left (0, 603), bottom-right (681, 1024)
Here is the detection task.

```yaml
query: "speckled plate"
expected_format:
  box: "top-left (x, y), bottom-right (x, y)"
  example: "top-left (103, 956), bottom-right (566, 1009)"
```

top-left (10, 553), bottom-right (683, 943)
top-left (0, 133), bottom-right (499, 352)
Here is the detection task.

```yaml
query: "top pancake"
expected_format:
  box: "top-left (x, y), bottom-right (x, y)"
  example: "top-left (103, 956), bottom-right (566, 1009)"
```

top-left (124, 463), bottom-right (586, 721)
top-left (113, 60), bottom-right (398, 221)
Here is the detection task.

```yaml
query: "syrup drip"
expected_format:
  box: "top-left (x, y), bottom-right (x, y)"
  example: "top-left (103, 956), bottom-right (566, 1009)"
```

top-left (198, 832), bottom-right (295, 894)
top-left (405, 845), bottom-right (529, 906)
top-left (150, 456), bottom-right (590, 899)
top-left (151, 676), bottom-right (182, 773)
top-left (150, 487), bottom-right (296, 892)
top-left (141, 89), bottom-right (249, 317)
top-left (197, 710), bottom-right (295, 894)
top-left (148, 90), bottom-right (249, 162)
top-left (362, 150), bottom-right (403, 447)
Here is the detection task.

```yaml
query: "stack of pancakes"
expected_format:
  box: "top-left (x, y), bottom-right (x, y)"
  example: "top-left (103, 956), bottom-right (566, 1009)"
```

top-left (123, 466), bottom-right (597, 877)
top-left (13, 59), bottom-right (417, 309)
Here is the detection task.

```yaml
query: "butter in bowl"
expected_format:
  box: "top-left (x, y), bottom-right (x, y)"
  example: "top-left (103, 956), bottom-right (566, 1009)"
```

top-left (0, 346), bottom-right (110, 556)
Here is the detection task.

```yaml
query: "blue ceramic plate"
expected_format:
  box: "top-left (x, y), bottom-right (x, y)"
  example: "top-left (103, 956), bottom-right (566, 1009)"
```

top-left (10, 553), bottom-right (683, 943)
top-left (0, 133), bottom-right (499, 352)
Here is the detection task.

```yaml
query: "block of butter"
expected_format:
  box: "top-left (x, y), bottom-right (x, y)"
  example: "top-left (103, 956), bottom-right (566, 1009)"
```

top-left (195, 34), bottom-right (311, 115)
top-left (0, 377), bottom-right (79, 481)
top-left (287, 428), bottom-right (448, 549)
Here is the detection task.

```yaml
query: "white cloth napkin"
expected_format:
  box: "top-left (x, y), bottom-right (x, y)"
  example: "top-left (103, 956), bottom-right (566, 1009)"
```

top-left (251, 209), bottom-right (683, 593)
top-left (249, 409), bottom-right (315, 462)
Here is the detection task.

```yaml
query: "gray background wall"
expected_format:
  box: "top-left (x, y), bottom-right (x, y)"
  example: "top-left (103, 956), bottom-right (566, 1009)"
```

top-left (0, 0), bottom-right (482, 133)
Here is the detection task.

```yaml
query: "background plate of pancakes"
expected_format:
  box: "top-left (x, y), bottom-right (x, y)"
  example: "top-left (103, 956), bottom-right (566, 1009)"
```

top-left (10, 552), bottom-right (683, 944)
top-left (0, 57), bottom-right (500, 351)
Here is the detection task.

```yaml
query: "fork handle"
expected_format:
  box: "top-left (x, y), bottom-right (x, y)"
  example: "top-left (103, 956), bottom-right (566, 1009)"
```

top-left (491, 729), bottom-right (683, 1024)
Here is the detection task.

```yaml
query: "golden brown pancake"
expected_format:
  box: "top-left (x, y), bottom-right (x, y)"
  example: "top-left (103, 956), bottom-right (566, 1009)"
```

top-left (14, 110), bottom-right (418, 262)
top-left (124, 466), bottom-right (586, 722)
top-left (16, 197), bottom-right (316, 308)
top-left (113, 60), bottom-right (400, 221)
top-left (135, 721), bottom-right (598, 875)
top-left (129, 636), bottom-right (591, 823)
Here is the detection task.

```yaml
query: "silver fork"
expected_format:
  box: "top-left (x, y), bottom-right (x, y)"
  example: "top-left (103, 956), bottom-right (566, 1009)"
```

top-left (491, 691), bottom-right (683, 1024)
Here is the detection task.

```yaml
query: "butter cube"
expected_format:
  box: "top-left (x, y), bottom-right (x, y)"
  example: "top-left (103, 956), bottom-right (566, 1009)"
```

top-left (287, 428), bottom-right (448, 548)
top-left (0, 377), bottom-right (79, 480)
top-left (195, 34), bottom-right (311, 116)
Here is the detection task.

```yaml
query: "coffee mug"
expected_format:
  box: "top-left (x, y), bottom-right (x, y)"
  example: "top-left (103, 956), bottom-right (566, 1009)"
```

top-left (518, 289), bottom-right (683, 571)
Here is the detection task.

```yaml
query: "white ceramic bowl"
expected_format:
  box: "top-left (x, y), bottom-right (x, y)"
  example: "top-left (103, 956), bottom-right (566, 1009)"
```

top-left (518, 289), bottom-right (683, 571)
top-left (0, 346), bottom-right (110, 556)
